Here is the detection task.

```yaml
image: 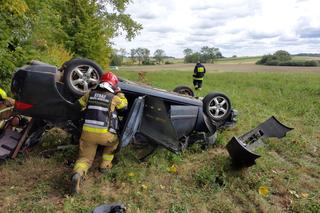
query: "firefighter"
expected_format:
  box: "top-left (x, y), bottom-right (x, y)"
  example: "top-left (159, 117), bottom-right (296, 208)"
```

top-left (72, 72), bottom-right (128, 193)
top-left (193, 61), bottom-right (206, 90)
top-left (0, 87), bottom-right (15, 121)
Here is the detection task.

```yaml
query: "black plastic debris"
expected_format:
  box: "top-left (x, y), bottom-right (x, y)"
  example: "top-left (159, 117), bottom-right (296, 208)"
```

top-left (91, 203), bottom-right (126, 213)
top-left (226, 116), bottom-right (293, 167)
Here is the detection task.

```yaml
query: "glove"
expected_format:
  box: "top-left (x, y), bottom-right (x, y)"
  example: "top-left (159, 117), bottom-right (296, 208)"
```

top-left (114, 86), bottom-right (121, 93)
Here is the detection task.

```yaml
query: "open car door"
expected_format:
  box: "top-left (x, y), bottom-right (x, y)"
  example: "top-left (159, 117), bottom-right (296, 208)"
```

top-left (120, 96), bottom-right (145, 148)
top-left (120, 96), bottom-right (181, 152)
top-left (139, 96), bottom-right (180, 152)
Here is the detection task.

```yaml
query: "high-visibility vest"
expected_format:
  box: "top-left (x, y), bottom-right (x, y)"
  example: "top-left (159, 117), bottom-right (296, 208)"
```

top-left (0, 88), bottom-right (8, 101)
top-left (194, 65), bottom-right (205, 80)
top-left (197, 67), bottom-right (204, 73)
top-left (83, 90), bottom-right (118, 134)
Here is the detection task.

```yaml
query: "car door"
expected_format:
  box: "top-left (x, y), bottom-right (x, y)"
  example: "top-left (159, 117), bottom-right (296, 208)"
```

top-left (120, 96), bottom-right (145, 147)
top-left (120, 96), bottom-right (181, 152)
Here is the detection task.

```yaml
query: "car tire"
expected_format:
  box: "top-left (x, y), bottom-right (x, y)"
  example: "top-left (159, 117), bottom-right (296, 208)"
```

top-left (62, 58), bottom-right (103, 96)
top-left (173, 86), bottom-right (194, 97)
top-left (203, 92), bottom-right (231, 122)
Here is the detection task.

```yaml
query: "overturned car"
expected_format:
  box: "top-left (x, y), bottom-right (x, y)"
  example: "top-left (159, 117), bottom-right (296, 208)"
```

top-left (7, 58), bottom-right (292, 166)
top-left (10, 58), bottom-right (237, 154)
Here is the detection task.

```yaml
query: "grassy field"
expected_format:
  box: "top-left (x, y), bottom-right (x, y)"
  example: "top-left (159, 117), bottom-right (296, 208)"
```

top-left (215, 56), bottom-right (261, 64)
top-left (121, 55), bottom-right (319, 67)
top-left (0, 70), bottom-right (320, 212)
top-left (119, 63), bottom-right (320, 73)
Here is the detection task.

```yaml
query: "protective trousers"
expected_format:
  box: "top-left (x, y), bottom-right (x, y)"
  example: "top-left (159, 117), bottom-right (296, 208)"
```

top-left (73, 131), bottom-right (119, 176)
top-left (193, 79), bottom-right (203, 89)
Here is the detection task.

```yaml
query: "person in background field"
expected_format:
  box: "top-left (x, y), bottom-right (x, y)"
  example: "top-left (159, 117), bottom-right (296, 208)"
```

top-left (193, 61), bottom-right (206, 90)
top-left (71, 72), bottom-right (128, 194)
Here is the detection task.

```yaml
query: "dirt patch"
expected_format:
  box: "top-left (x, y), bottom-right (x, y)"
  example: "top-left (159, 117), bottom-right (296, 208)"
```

top-left (121, 64), bottom-right (320, 73)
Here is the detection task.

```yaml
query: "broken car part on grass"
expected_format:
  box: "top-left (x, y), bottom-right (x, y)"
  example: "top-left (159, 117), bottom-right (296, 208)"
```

top-left (0, 58), bottom-right (293, 166)
top-left (226, 116), bottom-right (293, 167)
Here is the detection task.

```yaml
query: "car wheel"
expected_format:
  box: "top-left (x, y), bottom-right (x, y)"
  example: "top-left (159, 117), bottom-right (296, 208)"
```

top-left (62, 58), bottom-right (103, 96)
top-left (173, 86), bottom-right (194, 97)
top-left (203, 92), bottom-right (231, 122)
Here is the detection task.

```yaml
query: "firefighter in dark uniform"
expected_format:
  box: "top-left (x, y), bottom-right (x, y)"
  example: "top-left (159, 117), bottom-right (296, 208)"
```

top-left (72, 72), bottom-right (128, 193)
top-left (193, 61), bottom-right (206, 90)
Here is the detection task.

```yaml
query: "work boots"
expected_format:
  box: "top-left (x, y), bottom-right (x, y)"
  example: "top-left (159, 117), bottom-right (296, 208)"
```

top-left (99, 161), bottom-right (113, 173)
top-left (71, 172), bottom-right (83, 194)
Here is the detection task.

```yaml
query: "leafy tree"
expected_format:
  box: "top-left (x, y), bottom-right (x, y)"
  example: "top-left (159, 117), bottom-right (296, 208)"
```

top-left (183, 47), bottom-right (222, 63)
top-left (119, 48), bottom-right (127, 57)
top-left (0, 0), bottom-right (29, 88)
top-left (0, 0), bottom-right (142, 88)
top-left (110, 48), bottom-right (126, 66)
top-left (57, 0), bottom-right (141, 67)
top-left (183, 48), bottom-right (193, 56)
top-left (256, 50), bottom-right (318, 66)
top-left (274, 50), bottom-right (291, 61)
top-left (135, 48), bottom-right (150, 65)
top-left (130, 49), bottom-right (137, 63)
top-left (200, 46), bottom-right (221, 63)
top-left (256, 50), bottom-right (292, 66)
top-left (154, 49), bottom-right (166, 64)
top-left (136, 48), bottom-right (144, 65)
top-left (142, 48), bottom-right (150, 64)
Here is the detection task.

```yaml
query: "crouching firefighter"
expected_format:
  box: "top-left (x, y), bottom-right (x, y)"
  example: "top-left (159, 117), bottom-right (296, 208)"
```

top-left (72, 72), bottom-right (128, 194)
top-left (0, 87), bottom-right (15, 121)
top-left (193, 61), bottom-right (206, 90)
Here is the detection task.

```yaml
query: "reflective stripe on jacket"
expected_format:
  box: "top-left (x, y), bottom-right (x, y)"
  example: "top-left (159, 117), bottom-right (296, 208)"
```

top-left (193, 76), bottom-right (204, 80)
top-left (79, 90), bottom-right (128, 134)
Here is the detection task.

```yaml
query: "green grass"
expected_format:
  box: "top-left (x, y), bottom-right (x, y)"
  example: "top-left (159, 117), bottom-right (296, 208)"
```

top-left (215, 56), bottom-right (261, 64)
top-left (0, 71), bottom-right (320, 212)
top-left (292, 56), bottom-right (320, 61)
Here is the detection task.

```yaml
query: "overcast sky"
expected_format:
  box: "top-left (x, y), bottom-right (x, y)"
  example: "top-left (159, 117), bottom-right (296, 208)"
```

top-left (112, 0), bottom-right (320, 58)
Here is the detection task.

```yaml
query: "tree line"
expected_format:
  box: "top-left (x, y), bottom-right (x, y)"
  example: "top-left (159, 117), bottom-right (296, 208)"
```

top-left (256, 50), bottom-right (319, 67)
top-left (111, 48), bottom-right (169, 66)
top-left (183, 46), bottom-right (223, 63)
top-left (0, 0), bottom-right (142, 88)
top-left (111, 46), bottom-right (224, 66)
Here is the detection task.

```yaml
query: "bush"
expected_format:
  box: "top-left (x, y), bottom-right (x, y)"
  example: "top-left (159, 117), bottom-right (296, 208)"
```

top-left (164, 61), bottom-right (173, 64)
top-left (304, 60), bottom-right (318, 67)
top-left (256, 55), bottom-right (274, 65)
top-left (274, 50), bottom-right (291, 61)
top-left (142, 60), bottom-right (155, 65)
top-left (33, 45), bottom-right (73, 67)
top-left (256, 50), bottom-right (319, 67)
top-left (265, 59), bottom-right (279, 66)
top-left (279, 61), bottom-right (304, 66)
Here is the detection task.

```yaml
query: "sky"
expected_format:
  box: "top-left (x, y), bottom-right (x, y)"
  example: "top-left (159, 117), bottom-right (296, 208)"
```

top-left (112, 0), bottom-right (320, 58)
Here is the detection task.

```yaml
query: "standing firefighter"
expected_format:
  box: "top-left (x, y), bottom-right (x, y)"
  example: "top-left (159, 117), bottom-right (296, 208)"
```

top-left (193, 61), bottom-right (206, 90)
top-left (72, 72), bottom-right (128, 193)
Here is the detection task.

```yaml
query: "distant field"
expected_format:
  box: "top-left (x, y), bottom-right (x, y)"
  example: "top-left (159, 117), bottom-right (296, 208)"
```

top-left (292, 56), bottom-right (320, 61)
top-left (121, 55), bottom-right (320, 67)
top-left (215, 56), bottom-right (261, 64)
top-left (164, 56), bottom-right (261, 64)
top-left (120, 63), bottom-right (320, 73)
top-left (0, 70), bottom-right (319, 212)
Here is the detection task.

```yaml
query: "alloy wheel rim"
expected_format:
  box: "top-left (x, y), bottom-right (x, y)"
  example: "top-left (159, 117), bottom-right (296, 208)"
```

top-left (69, 65), bottom-right (100, 93)
top-left (208, 96), bottom-right (229, 119)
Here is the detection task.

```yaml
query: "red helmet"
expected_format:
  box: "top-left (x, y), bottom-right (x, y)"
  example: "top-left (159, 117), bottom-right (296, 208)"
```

top-left (100, 72), bottom-right (119, 88)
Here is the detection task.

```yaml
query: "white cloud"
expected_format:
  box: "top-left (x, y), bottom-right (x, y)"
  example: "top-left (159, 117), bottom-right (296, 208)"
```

top-left (112, 0), bottom-right (320, 57)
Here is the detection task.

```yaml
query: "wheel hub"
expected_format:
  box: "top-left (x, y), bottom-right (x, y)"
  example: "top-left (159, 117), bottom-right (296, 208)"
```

top-left (208, 96), bottom-right (229, 119)
top-left (70, 65), bottom-right (100, 93)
